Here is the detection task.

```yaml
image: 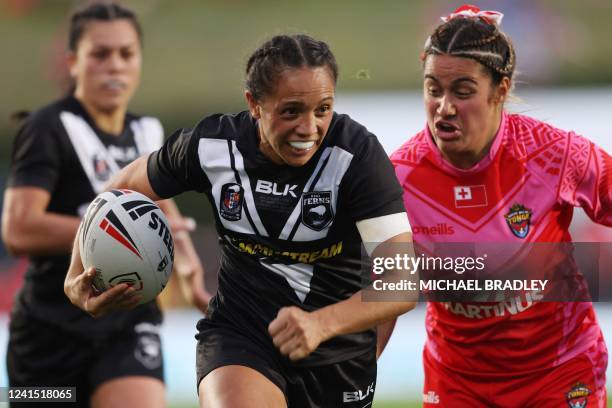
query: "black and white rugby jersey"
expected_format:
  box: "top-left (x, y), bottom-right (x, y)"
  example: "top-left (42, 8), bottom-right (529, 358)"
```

top-left (7, 96), bottom-right (163, 335)
top-left (149, 111), bottom-right (406, 365)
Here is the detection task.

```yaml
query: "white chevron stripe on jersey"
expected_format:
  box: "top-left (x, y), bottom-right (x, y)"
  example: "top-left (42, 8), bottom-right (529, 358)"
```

top-left (198, 138), bottom-right (269, 236)
top-left (131, 117), bottom-right (164, 154)
top-left (260, 261), bottom-right (314, 302)
top-left (280, 146), bottom-right (354, 241)
top-left (230, 141), bottom-right (269, 237)
top-left (60, 111), bottom-right (121, 194)
top-left (278, 147), bottom-right (332, 240)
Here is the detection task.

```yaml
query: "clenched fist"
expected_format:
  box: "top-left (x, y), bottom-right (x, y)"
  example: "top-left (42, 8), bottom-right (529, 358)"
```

top-left (268, 306), bottom-right (329, 361)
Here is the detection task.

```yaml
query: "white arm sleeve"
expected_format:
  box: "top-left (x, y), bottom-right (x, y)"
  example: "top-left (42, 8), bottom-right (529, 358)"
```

top-left (356, 212), bottom-right (412, 256)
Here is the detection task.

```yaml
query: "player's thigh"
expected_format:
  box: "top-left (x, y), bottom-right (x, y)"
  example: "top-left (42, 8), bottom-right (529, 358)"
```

top-left (7, 313), bottom-right (92, 407)
top-left (530, 352), bottom-right (607, 408)
top-left (91, 376), bottom-right (165, 408)
top-left (196, 318), bottom-right (288, 407)
top-left (422, 348), bottom-right (490, 408)
top-left (90, 321), bottom-right (165, 406)
top-left (199, 365), bottom-right (286, 408)
top-left (289, 349), bottom-right (377, 408)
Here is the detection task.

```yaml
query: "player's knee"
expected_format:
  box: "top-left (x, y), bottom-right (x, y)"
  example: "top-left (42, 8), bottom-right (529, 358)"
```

top-left (200, 384), bottom-right (284, 408)
top-left (92, 376), bottom-right (165, 408)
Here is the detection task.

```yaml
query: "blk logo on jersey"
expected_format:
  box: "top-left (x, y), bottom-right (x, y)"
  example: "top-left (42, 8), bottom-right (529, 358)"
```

top-left (343, 382), bottom-right (374, 403)
top-left (566, 382), bottom-right (591, 408)
top-left (302, 191), bottom-right (333, 231)
top-left (99, 210), bottom-right (143, 259)
top-left (220, 183), bottom-right (244, 221)
top-left (109, 272), bottom-right (143, 291)
top-left (255, 179), bottom-right (298, 197)
top-left (505, 203), bottom-right (532, 239)
top-left (454, 185), bottom-right (487, 208)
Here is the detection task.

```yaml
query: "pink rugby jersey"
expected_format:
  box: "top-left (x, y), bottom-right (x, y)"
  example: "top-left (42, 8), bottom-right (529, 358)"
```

top-left (391, 112), bottom-right (611, 374)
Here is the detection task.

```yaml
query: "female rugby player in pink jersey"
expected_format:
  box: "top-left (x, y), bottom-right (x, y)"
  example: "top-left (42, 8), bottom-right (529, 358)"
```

top-left (391, 5), bottom-right (610, 407)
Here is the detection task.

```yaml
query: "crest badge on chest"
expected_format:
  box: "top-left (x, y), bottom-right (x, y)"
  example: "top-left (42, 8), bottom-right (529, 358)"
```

top-left (220, 183), bottom-right (244, 221)
top-left (92, 153), bottom-right (111, 182)
top-left (302, 191), bottom-right (334, 231)
top-left (504, 203), bottom-right (532, 239)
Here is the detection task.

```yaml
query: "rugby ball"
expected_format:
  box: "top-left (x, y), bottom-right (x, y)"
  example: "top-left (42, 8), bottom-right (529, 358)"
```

top-left (78, 189), bottom-right (174, 305)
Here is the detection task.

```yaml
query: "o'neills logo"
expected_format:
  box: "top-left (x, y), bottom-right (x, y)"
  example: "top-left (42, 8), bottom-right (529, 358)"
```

top-left (505, 203), bottom-right (532, 239)
top-left (423, 391), bottom-right (440, 404)
top-left (413, 223), bottom-right (455, 235)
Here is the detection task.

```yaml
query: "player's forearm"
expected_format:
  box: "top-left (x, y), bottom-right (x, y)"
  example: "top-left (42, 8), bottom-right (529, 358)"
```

top-left (105, 155), bottom-right (161, 200)
top-left (3, 212), bottom-right (81, 256)
top-left (173, 230), bottom-right (204, 293)
top-left (157, 197), bottom-right (210, 310)
top-left (312, 290), bottom-right (415, 342)
top-left (313, 234), bottom-right (418, 342)
top-left (65, 232), bottom-right (84, 286)
top-left (376, 318), bottom-right (397, 359)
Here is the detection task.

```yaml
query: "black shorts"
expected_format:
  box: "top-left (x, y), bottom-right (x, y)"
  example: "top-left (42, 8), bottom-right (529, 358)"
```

top-left (6, 312), bottom-right (164, 408)
top-left (196, 318), bottom-right (377, 408)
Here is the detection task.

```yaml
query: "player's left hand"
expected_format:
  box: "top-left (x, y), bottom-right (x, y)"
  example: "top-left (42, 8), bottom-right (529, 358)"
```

top-left (174, 256), bottom-right (212, 314)
top-left (172, 228), bottom-right (212, 314)
top-left (268, 306), bottom-right (326, 360)
top-left (167, 215), bottom-right (196, 235)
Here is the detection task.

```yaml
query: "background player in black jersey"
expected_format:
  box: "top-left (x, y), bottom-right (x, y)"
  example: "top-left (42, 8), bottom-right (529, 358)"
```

top-left (1, 3), bottom-right (209, 407)
top-left (65, 34), bottom-right (418, 408)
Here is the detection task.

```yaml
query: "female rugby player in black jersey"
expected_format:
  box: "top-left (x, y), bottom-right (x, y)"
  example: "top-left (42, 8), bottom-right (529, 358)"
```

top-left (2, 3), bottom-right (208, 407)
top-left (65, 34), bottom-right (417, 408)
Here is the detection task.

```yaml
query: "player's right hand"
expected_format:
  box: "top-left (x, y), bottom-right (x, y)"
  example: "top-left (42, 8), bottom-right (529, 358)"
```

top-left (268, 306), bottom-right (328, 361)
top-left (68, 266), bottom-right (142, 317)
top-left (64, 233), bottom-right (142, 317)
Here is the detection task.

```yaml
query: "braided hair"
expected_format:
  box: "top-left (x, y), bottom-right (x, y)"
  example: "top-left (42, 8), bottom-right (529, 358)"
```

top-left (423, 16), bottom-right (515, 85)
top-left (245, 34), bottom-right (338, 101)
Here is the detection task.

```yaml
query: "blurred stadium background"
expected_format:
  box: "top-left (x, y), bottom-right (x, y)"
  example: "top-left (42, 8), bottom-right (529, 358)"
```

top-left (0, 1), bottom-right (610, 406)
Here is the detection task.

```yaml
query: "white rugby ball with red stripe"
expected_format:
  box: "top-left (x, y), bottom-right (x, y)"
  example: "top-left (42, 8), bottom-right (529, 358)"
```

top-left (79, 189), bottom-right (174, 305)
